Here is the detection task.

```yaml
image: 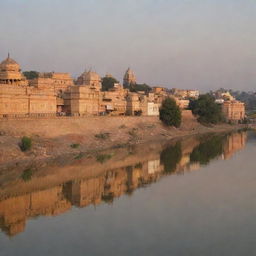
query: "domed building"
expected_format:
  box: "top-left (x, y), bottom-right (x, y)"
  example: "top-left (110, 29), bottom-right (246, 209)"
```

top-left (0, 54), bottom-right (28, 86)
top-left (76, 70), bottom-right (102, 91)
top-left (123, 68), bottom-right (136, 88)
top-left (0, 55), bottom-right (56, 118)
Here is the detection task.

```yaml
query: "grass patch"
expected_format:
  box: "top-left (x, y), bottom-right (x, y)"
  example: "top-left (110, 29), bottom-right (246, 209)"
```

top-left (119, 124), bottom-right (127, 129)
top-left (95, 132), bottom-right (110, 140)
top-left (21, 168), bottom-right (33, 182)
top-left (74, 152), bottom-right (86, 160)
top-left (19, 136), bottom-right (32, 151)
top-left (96, 153), bottom-right (113, 164)
top-left (70, 143), bottom-right (80, 149)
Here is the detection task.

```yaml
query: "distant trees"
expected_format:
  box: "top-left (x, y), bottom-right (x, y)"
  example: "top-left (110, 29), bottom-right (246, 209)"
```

top-left (189, 94), bottom-right (224, 124)
top-left (159, 97), bottom-right (181, 127)
top-left (129, 83), bottom-right (152, 93)
top-left (23, 71), bottom-right (39, 80)
top-left (101, 76), bottom-right (119, 91)
top-left (230, 90), bottom-right (256, 111)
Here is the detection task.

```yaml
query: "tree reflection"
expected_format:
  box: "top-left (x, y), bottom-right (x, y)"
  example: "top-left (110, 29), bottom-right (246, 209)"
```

top-left (160, 142), bottom-right (182, 173)
top-left (190, 135), bottom-right (226, 165)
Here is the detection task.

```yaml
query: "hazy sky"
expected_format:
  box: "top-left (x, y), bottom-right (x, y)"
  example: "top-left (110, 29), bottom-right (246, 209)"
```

top-left (0, 0), bottom-right (255, 91)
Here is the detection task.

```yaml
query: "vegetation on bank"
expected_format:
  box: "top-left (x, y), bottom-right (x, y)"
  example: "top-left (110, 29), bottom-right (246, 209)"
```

top-left (189, 94), bottom-right (224, 124)
top-left (96, 153), bottom-right (113, 163)
top-left (95, 132), bottom-right (110, 139)
top-left (159, 98), bottom-right (181, 127)
top-left (19, 136), bottom-right (32, 151)
top-left (21, 168), bottom-right (33, 182)
top-left (70, 143), bottom-right (80, 149)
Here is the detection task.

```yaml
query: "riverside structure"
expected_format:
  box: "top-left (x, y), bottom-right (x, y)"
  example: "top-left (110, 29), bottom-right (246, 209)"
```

top-left (0, 55), bottom-right (245, 122)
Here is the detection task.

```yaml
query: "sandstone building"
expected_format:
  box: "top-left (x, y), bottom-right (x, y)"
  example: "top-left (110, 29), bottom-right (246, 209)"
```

top-left (0, 55), bottom-right (56, 118)
top-left (222, 100), bottom-right (245, 122)
top-left (0, 55), bottom-right (202, 119)
top-left (123, 68), bottom-right (136, 87)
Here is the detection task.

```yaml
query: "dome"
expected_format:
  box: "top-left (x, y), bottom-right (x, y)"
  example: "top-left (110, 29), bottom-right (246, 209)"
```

top-left (123, 67), bottom-right (136, 86)
top-left (76, 70), bottom-right (101, 86)
top-left (84, 71), bottom-right (101, 81)
top-left (0, 54), bottom-right (20, 72)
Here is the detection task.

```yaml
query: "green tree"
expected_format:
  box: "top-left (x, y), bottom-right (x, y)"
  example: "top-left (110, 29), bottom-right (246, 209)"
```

top-left (189, 94), bottom-right (224, 124)
top-left (159, 97), bottom-right (181, 127)
top-left (102, 76), bottom-right (119, 91)
top-left (23, 71), bottom-right (39, 80)
top-left (19, 136), bottom-right (32, 151)
top-left (129, 83), bottom-right (152, 93)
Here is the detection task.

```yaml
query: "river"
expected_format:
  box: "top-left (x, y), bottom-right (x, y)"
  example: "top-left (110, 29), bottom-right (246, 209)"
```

top-left (0, 130), bottom-right (255, 256)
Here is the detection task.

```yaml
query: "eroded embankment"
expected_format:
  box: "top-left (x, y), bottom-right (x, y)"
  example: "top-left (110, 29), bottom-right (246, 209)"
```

top-left (0, 111), bottom-right (242, 169)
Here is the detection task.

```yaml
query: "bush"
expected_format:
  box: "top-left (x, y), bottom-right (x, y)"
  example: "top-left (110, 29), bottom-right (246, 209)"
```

top-left (20, 136), bottom-right (32, 151)
top-left (96, 153), bottom-right (113, 163)
top-left (21, 168), bottom-right (33, 181)
top-left (95, 133), bottom-right (110, 139)
top-left (74, 152), bottom-right (86, 160)
top-left (159, 98), bottom-right (181, 127)
top-left (70, 143), bottom-right (80, 148)
top-left (189, 94), bottom-right (224, 124)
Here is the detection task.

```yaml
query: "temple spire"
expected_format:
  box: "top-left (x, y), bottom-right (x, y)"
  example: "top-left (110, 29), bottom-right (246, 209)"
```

top-left (7, 52), bottom-right (10, 59)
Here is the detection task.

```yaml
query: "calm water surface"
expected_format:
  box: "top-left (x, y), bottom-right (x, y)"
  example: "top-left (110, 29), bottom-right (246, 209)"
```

top-left (0, 131), bottom-right (256, 256)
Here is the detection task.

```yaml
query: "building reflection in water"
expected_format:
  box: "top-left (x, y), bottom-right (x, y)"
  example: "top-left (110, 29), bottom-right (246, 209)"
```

top-left (0, 131), bottom-right (247, 237)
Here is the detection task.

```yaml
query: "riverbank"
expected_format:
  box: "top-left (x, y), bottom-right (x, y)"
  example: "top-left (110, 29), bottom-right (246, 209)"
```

top-left (0, 111), bottom-right (244, 169)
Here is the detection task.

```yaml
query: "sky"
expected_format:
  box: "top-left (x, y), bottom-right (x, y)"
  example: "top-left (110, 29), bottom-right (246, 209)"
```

top-left (0, 0), bottom-right (255, 92)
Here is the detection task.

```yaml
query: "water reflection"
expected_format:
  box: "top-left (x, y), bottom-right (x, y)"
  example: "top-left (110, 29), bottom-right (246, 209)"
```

top-left (0, 131), bottom-right (247, 237)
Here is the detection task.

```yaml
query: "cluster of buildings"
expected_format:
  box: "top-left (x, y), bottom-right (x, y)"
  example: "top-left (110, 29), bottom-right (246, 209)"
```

top-left (0, 55), bottom-right (198, 119)
top-left (0, 131), bottom-right (246, 236)
top-left (213, 90), bottom-right (245, 122)
top-left (0, 55), bottom-right (245, 122)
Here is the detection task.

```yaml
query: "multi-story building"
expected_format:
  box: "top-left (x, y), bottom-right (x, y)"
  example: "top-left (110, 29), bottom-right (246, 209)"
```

top-left (222, 100), bottom-right (245, 122)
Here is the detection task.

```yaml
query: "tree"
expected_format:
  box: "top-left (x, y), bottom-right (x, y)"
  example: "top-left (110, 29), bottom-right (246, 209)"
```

top-left (102, 76), bottom-right (119, 91)
top-left (189, 94), bottom-right (224, 124)
top-left (23, 71), bottom-right (39, 80)
top-left (159, 97), bottom-right (181, 127)
top-left (129, 83), bottom-right (152, 93)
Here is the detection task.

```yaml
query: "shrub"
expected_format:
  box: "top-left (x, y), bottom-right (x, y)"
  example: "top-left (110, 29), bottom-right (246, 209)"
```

top-left (95, 133), bottom-right (110, 139)
top-left (20, 136), bottom-right (32, 151)
top-left (21, 168), bottom-right (33, 181)
top-left (96, 153), bottom-right (113, 163)
top-left (70, 143), bottom-right (80, 149)
top-left (74, 152), bottom-right (86, 160)
top-left (159, 98), bottom-right (181, 127)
